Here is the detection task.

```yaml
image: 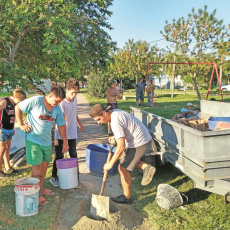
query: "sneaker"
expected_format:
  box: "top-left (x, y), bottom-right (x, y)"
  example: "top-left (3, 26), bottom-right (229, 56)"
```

top-left (50, 177), bottom-right (59, 186)
top-left (141, 164), bottom-right (156, 186)
top-left (4, 167), bottom-right (19, 174)
top-left (0, 170), bottom-right (9, 178)
top-left (111, 194), bottom-right (133, 204)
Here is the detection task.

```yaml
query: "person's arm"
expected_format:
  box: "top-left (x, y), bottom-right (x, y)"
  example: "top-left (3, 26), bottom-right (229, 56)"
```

top-left (0, 98), bottom-right (6, 111)
top-left (15, 104), bottom-right (32, 133)
top-left (0, 99), bottom-right (6, 132)
top-left (181, 111), bottom-right (194, 116)
top-left (77, 115), bottom-right (84, 131)
top-left (57, 124), bottom-right (69, 153)
top-left (103, 137), bottom-right (125, 171)
top-left (117, 88), bottom-right (124, 100)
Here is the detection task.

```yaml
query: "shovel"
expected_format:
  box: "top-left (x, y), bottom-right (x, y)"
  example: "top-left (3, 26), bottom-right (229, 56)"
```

top-left (90, 144), bottom-right (116, 219)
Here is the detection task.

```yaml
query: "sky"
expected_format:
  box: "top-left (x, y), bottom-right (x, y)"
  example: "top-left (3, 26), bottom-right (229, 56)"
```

top-left (107, 0), bottom-right (230, 50)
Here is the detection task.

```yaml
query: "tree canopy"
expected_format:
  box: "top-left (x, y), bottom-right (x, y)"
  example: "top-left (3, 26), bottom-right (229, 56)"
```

top-left (0, 0), bottom-right (115, 91)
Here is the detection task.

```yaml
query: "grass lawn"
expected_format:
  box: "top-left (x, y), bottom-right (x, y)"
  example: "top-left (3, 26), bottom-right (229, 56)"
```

top-left (87, 90), bottom-right (230, 230)
top-left (0, 91), bottom-right (229, 229)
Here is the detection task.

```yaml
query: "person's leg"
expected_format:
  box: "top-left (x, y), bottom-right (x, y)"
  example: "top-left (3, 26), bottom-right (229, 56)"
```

top-left (68, 139), bottom-right (80, 186)
top-left (172, 114), bottom-right (180, 121)
top-left (3, 139), bottom-right (11, 171)
top-left (31, 163), bottom-right (43, 193)
top-left (140, 94), bottom-right (144, 105)
top-left (136, 93), bottom-right (140, 105)
top-left (136, 159), bottom-right (156, 186)
top-left (52, 139), bottom-right (63, 178)
top-left (121, 141), bottom-right (156, 186)
top-left (136, 160), bottom-right (148, 170)
top-left (39, 161), bottom-right (49, 194)
top-left (0, 140), bottom-right (7, 172)
top-left (147, 93), bottom-right (151, 106)
top-left (118, 164), bottom-right (131, 199)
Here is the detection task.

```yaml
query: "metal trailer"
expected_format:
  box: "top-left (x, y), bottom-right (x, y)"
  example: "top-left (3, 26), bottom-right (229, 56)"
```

top-left (130, 100), bottom-right (230, 203)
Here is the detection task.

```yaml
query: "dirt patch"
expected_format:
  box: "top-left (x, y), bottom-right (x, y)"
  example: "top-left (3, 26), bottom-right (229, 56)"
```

top-left (54, 94), bottom-right (152, 230)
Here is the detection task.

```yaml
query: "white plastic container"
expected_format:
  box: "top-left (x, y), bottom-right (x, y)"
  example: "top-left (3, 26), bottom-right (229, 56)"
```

top-left (14, 177), bottom-right (40, 217)
top-left (57, 158), bottom-right (79, 189)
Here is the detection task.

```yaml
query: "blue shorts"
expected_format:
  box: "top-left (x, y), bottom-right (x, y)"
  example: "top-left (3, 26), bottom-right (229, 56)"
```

top-left (0, 128), bottom-right (14, 141)
top-left (136, 93), bottom-right (144, 102)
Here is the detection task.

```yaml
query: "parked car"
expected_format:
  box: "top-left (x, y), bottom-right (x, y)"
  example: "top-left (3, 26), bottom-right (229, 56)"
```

top-left (221, 85), bottom-right (230, 91)
top-left (154, 85), bottom-right (160, 89)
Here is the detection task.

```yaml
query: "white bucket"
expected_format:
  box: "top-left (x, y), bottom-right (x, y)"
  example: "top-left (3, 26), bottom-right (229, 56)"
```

top-left (57, 158), bottom-right (79, 189)
top-left (14, 177), bottom-right (40, 217)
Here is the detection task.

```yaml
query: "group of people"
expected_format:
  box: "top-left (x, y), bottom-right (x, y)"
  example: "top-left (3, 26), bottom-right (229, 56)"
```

top-left (1, 77), bottom-right (156, 206)
top-left (135, 79), bottom-right (155, 107)
top-left (1, 79), bottom-right (84, 205)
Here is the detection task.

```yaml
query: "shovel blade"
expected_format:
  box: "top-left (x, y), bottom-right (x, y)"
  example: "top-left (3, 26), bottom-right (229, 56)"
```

top-left (90, 194), bottom-right (109, 219)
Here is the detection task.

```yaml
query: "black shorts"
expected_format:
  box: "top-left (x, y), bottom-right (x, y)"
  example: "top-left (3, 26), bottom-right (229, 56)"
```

top-left (119, 140), bottom-right (152, 171)
top-left (107, 103), bottom-right (118, 110)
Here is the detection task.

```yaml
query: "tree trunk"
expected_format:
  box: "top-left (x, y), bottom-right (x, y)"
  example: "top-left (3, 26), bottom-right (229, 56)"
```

top-left (171, 63), bottom-right (175, 98)
top-left (191, 73), bottom-right (201, 101)
top-left (219, 61), bottom-right (223, 85)
top-left (171, 74), bottom-right (175, 98)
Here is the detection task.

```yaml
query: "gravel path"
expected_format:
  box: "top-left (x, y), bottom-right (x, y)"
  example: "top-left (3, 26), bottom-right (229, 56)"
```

top-left (55, 93), bottom-right (150, 230)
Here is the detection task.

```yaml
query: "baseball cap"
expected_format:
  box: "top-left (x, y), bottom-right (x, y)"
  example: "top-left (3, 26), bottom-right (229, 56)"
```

top-left (186, 102), bottom-right (193, 107)
top-left (89, 104), bottom-right (111, 118)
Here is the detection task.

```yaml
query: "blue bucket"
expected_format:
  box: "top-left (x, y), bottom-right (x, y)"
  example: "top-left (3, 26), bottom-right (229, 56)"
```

top-left (86, 144), bottom-right (118, 176)
top-left (208, 117), bottom-right (230, 130)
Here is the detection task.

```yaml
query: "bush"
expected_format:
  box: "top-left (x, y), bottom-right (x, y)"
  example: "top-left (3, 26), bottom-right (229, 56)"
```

top-left (87, 73), bottom-right (109, 98)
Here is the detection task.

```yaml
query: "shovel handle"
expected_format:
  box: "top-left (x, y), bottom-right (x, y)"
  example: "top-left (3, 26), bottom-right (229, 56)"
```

top-left (99, 145), bottom-right (115, 195)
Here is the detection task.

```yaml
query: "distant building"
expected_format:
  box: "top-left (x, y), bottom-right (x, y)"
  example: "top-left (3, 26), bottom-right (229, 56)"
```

top-left (147, 73), bottom-right (189, 89)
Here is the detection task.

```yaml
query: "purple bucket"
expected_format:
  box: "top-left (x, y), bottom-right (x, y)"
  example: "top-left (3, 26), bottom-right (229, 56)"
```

top-left (56, 158), bottom-right (78, 189)
top-left (56, 158), bottom-right (78, 169)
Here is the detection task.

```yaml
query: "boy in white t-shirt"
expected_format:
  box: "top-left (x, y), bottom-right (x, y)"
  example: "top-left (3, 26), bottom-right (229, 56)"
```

top-left (50, 79), bottom-right (84, 187)
top-left (90, 104), bottom-right (156, 204)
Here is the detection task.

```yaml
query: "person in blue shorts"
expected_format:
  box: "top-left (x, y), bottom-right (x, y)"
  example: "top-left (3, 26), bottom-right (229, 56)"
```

top-left (0, 88), bottom-right (26, 178)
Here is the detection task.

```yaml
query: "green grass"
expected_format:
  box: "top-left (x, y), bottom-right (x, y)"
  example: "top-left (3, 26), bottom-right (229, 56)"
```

top-left (0, 163), bottom-right (61, 230)
top-left (0, 90), bottom-right (229, 229)
top-left (87, 90), bottom-right (230, 230)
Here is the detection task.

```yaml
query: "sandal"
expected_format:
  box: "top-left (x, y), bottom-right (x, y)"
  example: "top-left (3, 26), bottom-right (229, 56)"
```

top-left (39, 196), bottom-right (49, 205)
top-left (40, 189), bottom-right (55, 196)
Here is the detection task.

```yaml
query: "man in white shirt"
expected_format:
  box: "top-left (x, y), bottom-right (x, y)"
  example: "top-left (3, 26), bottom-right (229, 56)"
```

top-left (90, 104), bottom-right (156, 204)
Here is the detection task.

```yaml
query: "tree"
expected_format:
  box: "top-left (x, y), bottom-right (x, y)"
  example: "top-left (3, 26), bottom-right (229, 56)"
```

top-left (0, 0), bottom-right (115, 92)
top-left (161, 5), bottom-right (229, 100)
top-left (108, 39), bottom-right (162, 87)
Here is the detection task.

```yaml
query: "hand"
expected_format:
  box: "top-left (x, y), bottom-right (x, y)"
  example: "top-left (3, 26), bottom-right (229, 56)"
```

top-left (62, 141), bottom-right (69, 153)
top-left (103, 162), bottom-right (113, 171)
top-left (20, 124), bottom-right (32, 133)
top-left (108, 136), bottom-right (116, 145)
top-left (121, 88), bottom-right (124, 93)
top-left (78, 125), bottom-right (84, 132)
top-left (54, 139), bottom-right (58, 146)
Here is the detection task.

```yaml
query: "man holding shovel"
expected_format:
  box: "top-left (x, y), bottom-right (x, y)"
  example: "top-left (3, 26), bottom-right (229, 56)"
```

top-left (90, 104), bottom-right (156, 204)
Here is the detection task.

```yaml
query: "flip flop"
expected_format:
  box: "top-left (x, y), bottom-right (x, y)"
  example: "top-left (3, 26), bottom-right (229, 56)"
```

top-left (39, 196), bottom-right (49, 205)
top-left (40, 189), bottom-right (55, 196)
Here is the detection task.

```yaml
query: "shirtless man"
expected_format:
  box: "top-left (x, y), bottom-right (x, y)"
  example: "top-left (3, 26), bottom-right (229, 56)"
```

top-left (106, 79), bottom-right (124, 135)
